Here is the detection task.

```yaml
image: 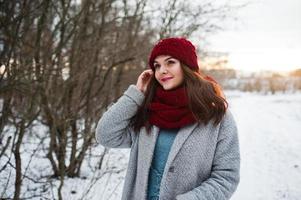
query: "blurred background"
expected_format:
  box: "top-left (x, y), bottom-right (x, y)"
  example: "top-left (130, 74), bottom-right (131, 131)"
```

top-left (0, 0), bottom-right (300, 199)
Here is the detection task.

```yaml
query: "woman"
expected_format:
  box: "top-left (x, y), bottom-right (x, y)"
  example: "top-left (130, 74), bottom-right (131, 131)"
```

top-left (96, 37), bottom-right (240, 200)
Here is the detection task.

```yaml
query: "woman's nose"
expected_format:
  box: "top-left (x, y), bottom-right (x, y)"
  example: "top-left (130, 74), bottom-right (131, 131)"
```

top-left (159, 65), bottom-right (167, 74)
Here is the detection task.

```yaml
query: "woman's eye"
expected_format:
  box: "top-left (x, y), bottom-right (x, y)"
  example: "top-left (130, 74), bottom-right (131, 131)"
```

top-left (154, 64), bottom-right (160, 69)
top-left (167, 60), bottom-right (175, 64)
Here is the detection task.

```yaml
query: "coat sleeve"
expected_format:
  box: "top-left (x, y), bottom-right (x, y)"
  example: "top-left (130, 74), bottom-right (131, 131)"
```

top-left (176, 111), bottom-right (240, 200)
top-left (95, 85), bottom-right (145, 148)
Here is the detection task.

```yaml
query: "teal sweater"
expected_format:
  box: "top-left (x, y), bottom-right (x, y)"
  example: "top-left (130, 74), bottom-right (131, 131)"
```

top-left (147, 128), bottom-right (179, 200)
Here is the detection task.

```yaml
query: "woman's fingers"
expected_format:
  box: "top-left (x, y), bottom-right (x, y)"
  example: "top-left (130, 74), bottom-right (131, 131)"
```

top-left (142, 70), bottom-right (153, 81)
top-left (136, 69), bottom-right (154, 93)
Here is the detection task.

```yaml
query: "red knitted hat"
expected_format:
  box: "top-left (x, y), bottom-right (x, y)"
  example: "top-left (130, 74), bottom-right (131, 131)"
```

top-left (148, 37), bottom-right (199, 71)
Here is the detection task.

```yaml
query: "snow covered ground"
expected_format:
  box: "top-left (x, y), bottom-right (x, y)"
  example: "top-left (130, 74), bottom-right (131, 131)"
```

top-left (227, 91), bottom-right (301, 200)
top-left (1, 91), bottom-right (301, 199)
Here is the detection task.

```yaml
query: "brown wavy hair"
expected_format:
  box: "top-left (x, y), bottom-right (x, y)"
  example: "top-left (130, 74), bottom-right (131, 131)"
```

top-left (130, 64), bottom-right (228, 133)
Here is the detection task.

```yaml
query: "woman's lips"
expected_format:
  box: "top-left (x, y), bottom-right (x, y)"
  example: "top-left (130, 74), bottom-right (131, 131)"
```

top-left (161, 77), bottom-right (173, 82)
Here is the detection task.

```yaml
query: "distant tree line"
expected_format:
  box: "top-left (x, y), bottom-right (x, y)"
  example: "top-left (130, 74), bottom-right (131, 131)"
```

top-left (205, 68), bottom-right (301, 94)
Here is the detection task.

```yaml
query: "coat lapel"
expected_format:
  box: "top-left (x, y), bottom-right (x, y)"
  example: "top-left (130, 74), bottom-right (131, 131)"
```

top-left (165, 123), bottom-right (198, 171)
top-left (137, 124), bottom-right (198, 199)
top-left (137, 126), bottom-right (159, 199)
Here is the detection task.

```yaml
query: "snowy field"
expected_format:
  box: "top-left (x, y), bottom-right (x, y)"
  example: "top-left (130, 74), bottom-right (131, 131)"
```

top-left (1, 91), bottom-right (301, 199)
top-left (228, 91), bottom-right (301, 200)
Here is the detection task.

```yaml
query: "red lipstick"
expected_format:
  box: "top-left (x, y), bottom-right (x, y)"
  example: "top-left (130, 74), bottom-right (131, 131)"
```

top-left (161, 77), bottom-right (173, 82)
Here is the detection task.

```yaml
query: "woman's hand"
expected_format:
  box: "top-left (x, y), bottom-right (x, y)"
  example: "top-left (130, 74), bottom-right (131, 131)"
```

top-left (136, 69), bottom-right (154, 94)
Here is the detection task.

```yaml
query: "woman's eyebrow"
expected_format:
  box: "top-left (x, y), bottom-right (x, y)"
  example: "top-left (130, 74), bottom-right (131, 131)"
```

top-left (154, 56), bottom-right (173, 64)
top-left (164, 57), bottom-right (173, 61)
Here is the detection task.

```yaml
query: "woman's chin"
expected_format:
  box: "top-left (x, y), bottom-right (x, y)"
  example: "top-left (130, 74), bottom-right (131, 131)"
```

top-left (159, 80), bottom-right (183, 90)
top-left (161, 84), bottom-right (176, 90)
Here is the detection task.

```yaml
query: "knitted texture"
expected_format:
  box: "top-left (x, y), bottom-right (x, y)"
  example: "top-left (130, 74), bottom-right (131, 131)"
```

top-left (148, 85), bottom-right (196, 129)
top-left (149, 37), bottom-right (199, 71)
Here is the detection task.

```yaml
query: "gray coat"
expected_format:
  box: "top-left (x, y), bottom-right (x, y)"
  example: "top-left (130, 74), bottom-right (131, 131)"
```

top-left (96, 85), bottom-right (240, 200)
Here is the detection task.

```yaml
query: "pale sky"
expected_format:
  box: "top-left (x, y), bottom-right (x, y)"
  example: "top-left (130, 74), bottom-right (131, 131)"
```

top-left (205, 0), bottom-right (301, 72)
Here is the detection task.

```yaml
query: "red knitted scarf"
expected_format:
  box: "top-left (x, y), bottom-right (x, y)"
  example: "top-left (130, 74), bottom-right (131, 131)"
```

top-left (148, 86), bottom-right (196, 129)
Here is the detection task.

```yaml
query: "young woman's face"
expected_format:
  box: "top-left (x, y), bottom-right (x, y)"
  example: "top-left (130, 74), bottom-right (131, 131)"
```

top-left (154, 55), bottom-right (184, 90)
